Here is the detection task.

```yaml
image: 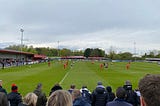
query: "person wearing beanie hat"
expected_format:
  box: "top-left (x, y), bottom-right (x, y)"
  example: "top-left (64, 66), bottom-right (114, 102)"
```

top-left (96, 81), bottom-right (105, 88)
top-left (7, 84), bottom-right (22, 106)
top-left (11, 84), bottom-right (18, 92)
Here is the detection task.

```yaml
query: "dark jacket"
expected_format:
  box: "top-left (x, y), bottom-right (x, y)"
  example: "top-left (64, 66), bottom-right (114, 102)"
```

top-left (107, 92), bottom-right (116, 102)
top-left (106, 86), bottom-right (115, 102)
top-left (81, 89), bottom-right (92, 104)
top-left (7, 92), bottom-right (22, 106)
top-left (33, 89), bottom-right (47, 106)
top-left (73, 97), bottom-right (91, 106)
top-left (106, 98), bottom-right (132, 106)
top-left (0, 86), bottom-right (7, 95)
top-left (123, 85), bottom-right (138, 106)
top-left (0, 92), bottom-right (9, 106)
top-left (92, 87), bottom-right (108, 106)
top-left (18, 103), bottom-right (28, 106)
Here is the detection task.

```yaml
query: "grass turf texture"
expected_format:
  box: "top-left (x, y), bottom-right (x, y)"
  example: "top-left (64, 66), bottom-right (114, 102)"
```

top-left (0, 61), bottom-right (160, 96)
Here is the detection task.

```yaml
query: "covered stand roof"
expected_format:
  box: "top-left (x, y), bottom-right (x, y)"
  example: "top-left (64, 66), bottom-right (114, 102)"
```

top-left (0, 49), bottom-right (34, 56)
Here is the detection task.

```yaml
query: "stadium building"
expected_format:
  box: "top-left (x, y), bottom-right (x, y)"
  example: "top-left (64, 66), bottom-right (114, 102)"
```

top-left (0, 49), bottom-right (47, 68)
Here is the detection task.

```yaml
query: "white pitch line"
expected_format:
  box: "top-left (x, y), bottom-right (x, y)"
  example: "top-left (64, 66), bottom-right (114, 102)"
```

top-left (59, 72), bottom-right (69, 85)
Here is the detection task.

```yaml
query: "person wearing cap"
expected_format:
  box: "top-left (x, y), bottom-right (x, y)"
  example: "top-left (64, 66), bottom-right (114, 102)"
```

top-left (33, 83), bottom-right (47, 106)
top-left (7, 84), bottom-right (22, 106)
top-left (0, 80), bottom-right (7, 95)
top-left (123, 80), bottom-right (138, 106)
top-left (92, 81), bottom-right (108, 106)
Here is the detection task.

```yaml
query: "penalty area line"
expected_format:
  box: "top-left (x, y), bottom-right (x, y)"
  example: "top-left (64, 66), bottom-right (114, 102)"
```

top-left (59, 72), bottom-right (69, 85)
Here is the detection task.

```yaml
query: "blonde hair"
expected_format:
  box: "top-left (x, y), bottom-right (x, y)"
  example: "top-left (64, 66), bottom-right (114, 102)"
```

top-left (47, 90), bottom-right (72, 106)
top-left (24, 92), bottom-right (38, 106)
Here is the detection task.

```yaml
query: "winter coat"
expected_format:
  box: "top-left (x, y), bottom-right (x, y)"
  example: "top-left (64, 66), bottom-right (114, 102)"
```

top-left (73, 97), bottom-right (91, 106)
top-left (81, 89), bottom-right (92, 104)
top-left (7, 92), bottom-right (22, 106)
top-left (123, 85), bottom-right (138, 106)
top-left (33, 89), bottom-right (47, 106)
top-left (106, 98), bottom-right (132, 106)
top-left (18, 103), bottom-right (28, 106)
top-left (92, 87), bottom-right (108, 106)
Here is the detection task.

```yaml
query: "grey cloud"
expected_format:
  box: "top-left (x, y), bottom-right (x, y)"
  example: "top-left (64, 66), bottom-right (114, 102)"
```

top-left (0, 0), bottom-right (160, 53)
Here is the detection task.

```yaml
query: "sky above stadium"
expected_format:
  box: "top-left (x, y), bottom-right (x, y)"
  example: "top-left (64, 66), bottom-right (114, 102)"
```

top-left (0, 0), bottom-right (160, 54)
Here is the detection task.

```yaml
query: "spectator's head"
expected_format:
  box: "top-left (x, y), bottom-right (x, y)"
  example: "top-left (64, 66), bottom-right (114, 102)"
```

top-left (139, 74), bottom-right (160, 106)
top-left (124, 80), bottom-right (132, 90)
top-left (97, 81), bottom-right (103, 85)
top-left (125, 80), bottom-right (131, 85)
top-left (36, 83), bottom-right (42, 90)
top-left (82, 85), bottom-right (87, 89)
top-left (72, 89), bottom-right (81, 101)
top-left (0, 80), bottom-right (2, 86)
top-left (106, 86), bottom-right (112, 93)
top-left (0, 92), bottom-right (9, 106)
top-left (116, 87), bottom-right (126, 99)
top-left (24, 93), bottom-right (37, 106)
top-left (11, 84), bottom-right (18, 92)
top-left (47, 90), bottom-right (72, 106)
top-left (70, 84), bottom-right (75, 89)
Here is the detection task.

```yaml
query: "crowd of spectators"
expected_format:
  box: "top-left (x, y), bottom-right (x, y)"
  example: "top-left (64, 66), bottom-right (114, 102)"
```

top-left (0, 74), bottom-right (159, 106)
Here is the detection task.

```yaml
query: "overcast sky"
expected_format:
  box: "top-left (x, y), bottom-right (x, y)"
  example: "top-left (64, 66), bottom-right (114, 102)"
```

top-left (0, 0), bottom-right (160, 54)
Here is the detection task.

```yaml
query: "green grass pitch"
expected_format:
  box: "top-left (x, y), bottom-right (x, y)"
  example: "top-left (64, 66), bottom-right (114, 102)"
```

top-left (0, 61), bottom-right (160, 96)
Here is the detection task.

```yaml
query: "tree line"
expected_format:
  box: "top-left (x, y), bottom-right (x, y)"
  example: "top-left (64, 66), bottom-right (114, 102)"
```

top-left (4, 45), bottom-right (160, 60)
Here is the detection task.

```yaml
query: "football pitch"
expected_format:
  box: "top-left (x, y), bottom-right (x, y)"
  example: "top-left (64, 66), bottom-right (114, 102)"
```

top-left (0, 61), bottom-right (160, 96)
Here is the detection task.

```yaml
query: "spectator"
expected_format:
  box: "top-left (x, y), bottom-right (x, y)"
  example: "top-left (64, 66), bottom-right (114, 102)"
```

top-left (138, 74), bottom-right (160, 106)
top-left (123, 80), bottom-right (138, 106)
top-left (0, 92), bottom-right (9, 106)
top-left (92, 81), bottom-right (108, 106)
top-left (7, 84), bottom-right (22, 106)
top-left (33, 83), bottom-right (47, 106)
top-left (80, 85), bottom-right (92, 104)
top-left (106, 86), bottom-right (115, 102)
top-left (0, 80), bottom-right (7, 95)
top-left (49, 83), bottom-right (62, 96)
top-left (47, 90), bottom-right (72, 106)
top-left (106, 87), bottom-right (132, 106)
top-left (68, 84), bottom-right (76, 94)
top-left (72, 89), bottom-right (91, 106)
top-left (18, 92), bottom-right (37, 106)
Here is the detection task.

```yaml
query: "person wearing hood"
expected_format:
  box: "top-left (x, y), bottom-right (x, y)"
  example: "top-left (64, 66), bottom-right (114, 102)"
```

top-left (106, 86), bottom-right (115, 102)
top-left (92, 81), bottom-right (108, 106)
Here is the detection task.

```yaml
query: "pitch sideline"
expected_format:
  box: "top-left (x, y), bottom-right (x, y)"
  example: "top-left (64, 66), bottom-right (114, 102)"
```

top-left (59, 72), bottom-right (69, 84)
